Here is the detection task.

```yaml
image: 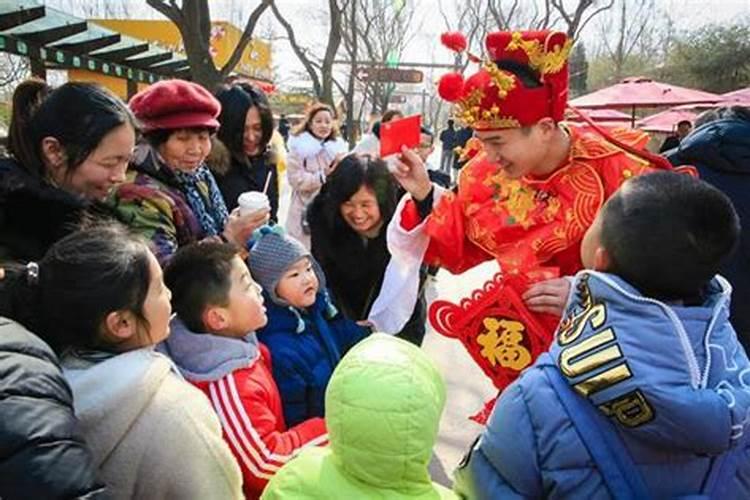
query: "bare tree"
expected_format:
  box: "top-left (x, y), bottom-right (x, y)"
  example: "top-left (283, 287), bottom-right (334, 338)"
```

top-left (0, 54), bottom-right (30, 92)
top-left (594, 0), bottom-right (656, 82)
top-left (271, 0), bottom-right (348, 106)
top-left (146, 0), bottom-right (272, 89)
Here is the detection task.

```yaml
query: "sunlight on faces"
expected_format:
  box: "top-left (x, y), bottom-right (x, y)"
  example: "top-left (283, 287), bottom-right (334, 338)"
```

top-left (103, 250), bottom-right (172, 351)
top-left (45, 123), bottom-right (135, 201)
top-left (340, 185), bottom-right (383, 237)
top-left (276, 257), bottom-right (319, 309)
top-left (244, 106), bottom-right (264, 156)
top-left (205, 256), bottom-right (267, 337)
top-left (158, 128), bottom-right (212, 173)
top-left (475, 119), bottom-right (556, 179)
top-left (310, 109), bottom-right (334, 140)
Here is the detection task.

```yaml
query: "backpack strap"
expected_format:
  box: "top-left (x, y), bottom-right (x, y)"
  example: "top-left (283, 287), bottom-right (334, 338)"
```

top-left (543, 364), bottom-right (653, 500)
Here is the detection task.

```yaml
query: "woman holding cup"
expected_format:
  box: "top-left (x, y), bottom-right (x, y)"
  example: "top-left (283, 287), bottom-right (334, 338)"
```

top-left (111, 79), bottom-right (269, 264)
top-left (210, 82), bottom-right (281, 222)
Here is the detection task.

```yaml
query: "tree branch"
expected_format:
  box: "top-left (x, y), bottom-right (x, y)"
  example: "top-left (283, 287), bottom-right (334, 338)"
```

top-left (220, 0), bottom-right (273, 77)
top-left (270, 1), bottom-right (323, 97)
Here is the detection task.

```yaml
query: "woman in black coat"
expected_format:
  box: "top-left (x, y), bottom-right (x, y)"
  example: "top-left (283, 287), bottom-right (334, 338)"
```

top-left (210, 82), bottom-right (280, 221)
top-left (0, 80), bottom-right (135, 264)
top-left (0, 314), bottom-right (103, 498)
top-left (307, 155), bottom-right (427, 345)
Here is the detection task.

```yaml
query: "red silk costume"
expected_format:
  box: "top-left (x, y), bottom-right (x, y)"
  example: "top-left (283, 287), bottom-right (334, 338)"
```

top-left (405, 30), bottom-right (677, 418)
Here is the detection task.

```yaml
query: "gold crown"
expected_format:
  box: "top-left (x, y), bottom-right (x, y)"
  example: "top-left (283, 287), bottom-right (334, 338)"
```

top-left (454, 61), bottom-right (521, 129)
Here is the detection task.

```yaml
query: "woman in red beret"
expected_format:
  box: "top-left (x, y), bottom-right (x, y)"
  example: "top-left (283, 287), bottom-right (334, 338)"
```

top-left (111, 79), bottom-right (269, 264)
top-left (1, 79), bottom-right (136, 264)
top-left (210, 82), bottom-right (281, 222)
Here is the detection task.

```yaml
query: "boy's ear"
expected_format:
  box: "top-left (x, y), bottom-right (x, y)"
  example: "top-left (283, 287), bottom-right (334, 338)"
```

top-left (203, 305), bottom-right (228, 332)
top-left (103, 310), bottom-right (137, 341)
top-left (593, 246), bottom-right (612, 272)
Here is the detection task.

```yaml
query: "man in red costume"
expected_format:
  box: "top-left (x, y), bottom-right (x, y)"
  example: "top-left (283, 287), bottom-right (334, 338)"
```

top-left (388, 30), bottom-right (678, 398)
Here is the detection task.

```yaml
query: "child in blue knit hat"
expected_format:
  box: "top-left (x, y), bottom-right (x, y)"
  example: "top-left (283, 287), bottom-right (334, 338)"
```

top-left (249, 226), bottom-right (369, 427)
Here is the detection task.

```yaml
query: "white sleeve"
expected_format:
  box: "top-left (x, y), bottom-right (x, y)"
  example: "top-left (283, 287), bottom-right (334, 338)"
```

top-left (367, 186), bottom-right (447, 334)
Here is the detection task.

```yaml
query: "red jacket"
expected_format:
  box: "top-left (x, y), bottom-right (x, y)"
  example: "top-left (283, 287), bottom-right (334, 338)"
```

top-left (192, 345), bottom-right (327, 499)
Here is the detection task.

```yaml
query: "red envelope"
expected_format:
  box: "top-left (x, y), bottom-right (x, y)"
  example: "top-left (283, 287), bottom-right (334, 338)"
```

top-left (379, 114), bottom-right (421, 157)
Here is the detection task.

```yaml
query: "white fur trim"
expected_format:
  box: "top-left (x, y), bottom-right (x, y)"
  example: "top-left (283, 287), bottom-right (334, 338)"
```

top-left (288, 132), bottom-right (347, 160)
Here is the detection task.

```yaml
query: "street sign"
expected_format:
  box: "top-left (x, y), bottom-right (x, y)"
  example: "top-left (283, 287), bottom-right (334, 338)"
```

top-left (358, 67), bottom-right (423, 84)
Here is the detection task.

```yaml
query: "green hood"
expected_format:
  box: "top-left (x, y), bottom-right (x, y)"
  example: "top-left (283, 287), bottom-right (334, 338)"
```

top-left (326, 334), bottom-right (447, 491)
top-left (261, 334), bottom-right (456, 500)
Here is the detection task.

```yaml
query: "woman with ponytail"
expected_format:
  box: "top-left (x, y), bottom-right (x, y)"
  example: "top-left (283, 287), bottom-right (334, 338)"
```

top-left (0, 224), bottom-right (242, 499)
top-left (0, 79), bottom-right (136, 263)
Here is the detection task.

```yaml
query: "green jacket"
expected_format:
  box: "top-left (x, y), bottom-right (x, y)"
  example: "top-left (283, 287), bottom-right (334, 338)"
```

top-left (261, 334), bottom-right (456, 500)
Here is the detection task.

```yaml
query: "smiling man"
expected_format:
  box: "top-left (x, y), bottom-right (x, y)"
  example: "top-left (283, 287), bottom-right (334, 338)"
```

top-left (390, 30), bottom-right (675, 393)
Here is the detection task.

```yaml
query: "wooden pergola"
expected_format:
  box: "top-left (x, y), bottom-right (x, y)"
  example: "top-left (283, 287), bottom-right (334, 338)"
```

top-left (0, 0), bottom-right (191, 97)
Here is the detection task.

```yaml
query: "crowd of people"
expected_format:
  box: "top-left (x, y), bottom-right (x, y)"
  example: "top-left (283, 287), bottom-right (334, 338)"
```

top-left (0, 27), bottom-right (749, 500)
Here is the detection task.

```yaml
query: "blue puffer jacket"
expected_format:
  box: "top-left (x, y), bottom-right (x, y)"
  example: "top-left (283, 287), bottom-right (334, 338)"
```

top-left (257, 291), bottom-right (368, 427)
top-left (455, 271), bottom-right (750, 499)
top-left (666, 110), bottom-right (750, 349)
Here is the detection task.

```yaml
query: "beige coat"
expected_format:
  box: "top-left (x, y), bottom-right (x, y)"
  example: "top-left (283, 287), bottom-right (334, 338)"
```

top-left (63, 348), bottom-right (243, 500)
top-left (284, 132), bottom-right (348, 248)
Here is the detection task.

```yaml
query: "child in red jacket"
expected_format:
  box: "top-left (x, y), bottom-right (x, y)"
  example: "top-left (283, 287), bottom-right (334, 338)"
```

top-left (160, 242), bottom-right (327, 499)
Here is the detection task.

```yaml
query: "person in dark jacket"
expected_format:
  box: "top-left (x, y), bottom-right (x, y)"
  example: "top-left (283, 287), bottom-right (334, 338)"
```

top-left (0, 79), bottom-right (136, 264)
top-left (249, 226), bottom-right (367, 427)
top-left (659, 119), bottom-right (692, 153)
top-left (307, 155), bottom-right (429, 346)
top-left (0, 314), bottom-right (103, 499)
top-left (666, 106), bottom-right (750, 349)
top-left (211, 83), bottom-right (281, 221)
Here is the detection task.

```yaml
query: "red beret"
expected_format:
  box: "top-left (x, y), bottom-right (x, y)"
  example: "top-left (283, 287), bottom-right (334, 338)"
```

top-left (129, 79), bottom-right (221, 133)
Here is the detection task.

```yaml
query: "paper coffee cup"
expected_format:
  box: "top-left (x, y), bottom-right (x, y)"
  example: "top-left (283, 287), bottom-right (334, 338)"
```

top-left (238, 191), bottom-right (270, 216)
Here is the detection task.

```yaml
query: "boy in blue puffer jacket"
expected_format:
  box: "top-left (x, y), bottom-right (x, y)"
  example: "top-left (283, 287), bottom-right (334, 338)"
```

top-left (455, 172), bottom-right (750, 499)
top-left (249, 226), bottom-right (368, 427)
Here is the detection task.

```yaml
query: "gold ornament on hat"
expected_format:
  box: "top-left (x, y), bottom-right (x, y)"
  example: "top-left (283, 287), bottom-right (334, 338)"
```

top-left (505, 31), bottom-right (573, 79)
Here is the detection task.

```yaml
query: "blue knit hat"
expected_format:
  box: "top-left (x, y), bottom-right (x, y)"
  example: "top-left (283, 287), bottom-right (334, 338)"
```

top-left (248, 226), bottom-right (326, 306)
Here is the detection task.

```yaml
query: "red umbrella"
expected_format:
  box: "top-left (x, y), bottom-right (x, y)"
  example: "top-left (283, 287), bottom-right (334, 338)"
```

top-left (566, 108), bottom-right (631, 124)
top-left (636, 109), bottom-right (697, 134)
top-left (721, 87), bottom-right (750, 106)
top-left (570, 77), bottom-right (721, 125)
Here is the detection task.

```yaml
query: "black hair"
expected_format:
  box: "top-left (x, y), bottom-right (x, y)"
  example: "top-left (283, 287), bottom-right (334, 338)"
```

top-left (8, 79), bottom-right (135, 179)
top-left (0, 224), bottom-right (153, 354)
top-left (677, 120), bottom-right (692, 128)
top-left (214, 82), bottom-right (274, 161)
top-left (381, 109), bottom-right (403, 123)
top-left (309, 154), bottom-right (399, 238)
top-left (600, 172), bottom-right (740, 300)
top-left (143, 126), bottom-right (216, 148)
top-left (163, 242), bottom-right (238, 333)
top-left (494, 60), bottom-right (543, 89)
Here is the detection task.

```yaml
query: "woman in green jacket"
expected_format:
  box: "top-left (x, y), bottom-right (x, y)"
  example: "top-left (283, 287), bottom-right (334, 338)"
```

top-left (262, 333), bottom-right (456, 499)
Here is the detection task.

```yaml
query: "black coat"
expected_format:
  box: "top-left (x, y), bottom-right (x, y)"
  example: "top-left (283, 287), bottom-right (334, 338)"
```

top-left (666, 109), bottom-right (750, 349)
top-left (307, 195), bottom-right (427, 346)
top-left (0, 158), bottom-right (89, 263)
top-left (0, 317), bottom-right (104, 499)
top-left (208, 143), bottom-right (280, 222)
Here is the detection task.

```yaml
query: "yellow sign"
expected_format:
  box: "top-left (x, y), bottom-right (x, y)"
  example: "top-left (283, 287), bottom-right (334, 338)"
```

top-left (91, 19), bottom-right (272, 80)
top-left (67, 19), bottom-right (272, 99)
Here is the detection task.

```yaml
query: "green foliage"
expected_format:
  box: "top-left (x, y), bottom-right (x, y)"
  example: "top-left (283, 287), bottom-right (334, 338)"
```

top-left (661, 22), bottom-right (750, 93)
top-left (587, 20), bottom-right (750, 93)
top-left (569, 43), bottom-right (589, 97)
